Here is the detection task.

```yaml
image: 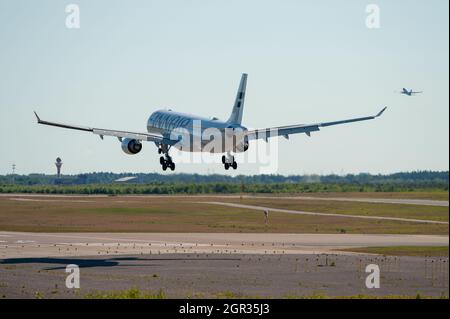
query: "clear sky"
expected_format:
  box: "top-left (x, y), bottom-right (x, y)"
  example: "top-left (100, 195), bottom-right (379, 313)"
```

top-left (0, 0), bottom-right (448, 176)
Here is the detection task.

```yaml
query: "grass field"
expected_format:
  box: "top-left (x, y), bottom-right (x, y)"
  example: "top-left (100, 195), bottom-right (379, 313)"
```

top-left (0, 194), bottom-right (448, 234)
top-left (82, 288), bottom-right (447, 299)
top-left (221, 198), bottom-right (449, 222)
top-left (337, 246), bottom-right (449, 257)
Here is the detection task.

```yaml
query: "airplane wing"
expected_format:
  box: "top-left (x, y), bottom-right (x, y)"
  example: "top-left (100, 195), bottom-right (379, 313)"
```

top-left (34, 112), bottom-right (177, 145)
top-left (246, 107), bottom-right (387, 141)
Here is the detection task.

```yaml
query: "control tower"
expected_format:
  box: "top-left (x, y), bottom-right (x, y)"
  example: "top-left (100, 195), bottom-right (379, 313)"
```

top-left (55, 157), bottom-right (63, 177)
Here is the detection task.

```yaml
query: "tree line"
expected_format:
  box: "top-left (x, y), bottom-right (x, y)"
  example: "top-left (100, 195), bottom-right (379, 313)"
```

top-left (0, 171), bottom-right (447, 194)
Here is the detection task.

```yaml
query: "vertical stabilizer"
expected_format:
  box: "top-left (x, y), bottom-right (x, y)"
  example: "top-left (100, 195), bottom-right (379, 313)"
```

top-left (227, 73), bottom-right (248, 124)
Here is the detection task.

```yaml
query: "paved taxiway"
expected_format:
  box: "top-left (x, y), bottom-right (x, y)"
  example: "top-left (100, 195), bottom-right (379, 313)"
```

top-left (0, 232), bottom-right (447, 259)
top-left (272, 196), bottom-right (449, 207)
top-left (202, 202), bottom-right (449, 224)
top-left (1, 193), bottom-right (448, 207)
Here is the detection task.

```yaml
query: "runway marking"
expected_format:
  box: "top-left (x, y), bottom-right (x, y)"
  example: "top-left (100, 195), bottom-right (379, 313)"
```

top-left (201, 202), bottom-right (449, 225)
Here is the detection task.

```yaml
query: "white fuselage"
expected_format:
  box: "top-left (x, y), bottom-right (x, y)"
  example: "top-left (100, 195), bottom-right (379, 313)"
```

top-left (147, 109), bottom-right (249, 153)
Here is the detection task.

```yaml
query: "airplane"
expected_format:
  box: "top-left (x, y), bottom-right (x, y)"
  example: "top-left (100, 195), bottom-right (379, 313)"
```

top-left (34, 74), bottom-right (387, 171)
top-left (400, 88), bottom-right (423, 96)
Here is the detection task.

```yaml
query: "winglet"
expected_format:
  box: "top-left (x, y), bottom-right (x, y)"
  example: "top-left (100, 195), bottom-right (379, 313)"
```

top-left (33, 111), bottom-right (41, 123)
top-left (375, 107), bottom-right (387, 118)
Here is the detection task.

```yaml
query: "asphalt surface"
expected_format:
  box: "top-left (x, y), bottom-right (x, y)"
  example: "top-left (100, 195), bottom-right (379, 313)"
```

top-left (1, 193), bottom-right (448, 207)
top-left (0, 253), bottom-right (448, 298)
top-left (0, 232), bottom-right (447, 259)
top-left (1, 232), bottom-right (448, 299)
top-left (276, 196), bottom-right (449, 207)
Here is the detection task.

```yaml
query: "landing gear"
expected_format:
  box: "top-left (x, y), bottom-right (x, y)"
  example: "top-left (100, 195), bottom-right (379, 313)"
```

top-left (222, 153), bottom-right (237, 170)
top-left (158, 145), bottom-right (175, 171)
top-left (160, 154), bottom-right (175, 171)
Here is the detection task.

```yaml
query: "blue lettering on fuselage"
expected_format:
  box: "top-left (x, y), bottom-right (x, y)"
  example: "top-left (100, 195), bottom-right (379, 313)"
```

top-left (149, 111), bottom-right (192, 132)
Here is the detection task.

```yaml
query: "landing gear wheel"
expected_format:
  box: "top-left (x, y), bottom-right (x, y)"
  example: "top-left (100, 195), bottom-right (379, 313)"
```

top-left (222, 155), bottom-right (226, 164)
top-left (224, 163), bottom-right (230, 170)
top-left (159, 144), bottom-right (175, 172)
top-left (232, 161), bottom-right (237, 170)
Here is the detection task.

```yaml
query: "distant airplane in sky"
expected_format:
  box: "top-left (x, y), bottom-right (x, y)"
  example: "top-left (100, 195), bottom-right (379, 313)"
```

top-left (34, 74), bottom-right (387, 171)
top-left (401, 88), bottom-right (423, 96)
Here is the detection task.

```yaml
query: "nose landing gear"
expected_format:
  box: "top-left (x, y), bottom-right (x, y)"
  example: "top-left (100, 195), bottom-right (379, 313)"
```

top-left (222, 153), bottom-right (237, 170)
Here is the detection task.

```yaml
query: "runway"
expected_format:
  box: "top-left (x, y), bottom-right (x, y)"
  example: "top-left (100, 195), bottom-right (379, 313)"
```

top-left (1, 231), bottom-right (448, 298)
top-left (0, 231), bottom-right (447, 259)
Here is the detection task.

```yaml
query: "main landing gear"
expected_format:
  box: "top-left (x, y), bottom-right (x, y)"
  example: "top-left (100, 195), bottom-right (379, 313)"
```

top-left (158, 145), bottom-right (175, 171)
top-left (222, 153), bottom-right (237, 170)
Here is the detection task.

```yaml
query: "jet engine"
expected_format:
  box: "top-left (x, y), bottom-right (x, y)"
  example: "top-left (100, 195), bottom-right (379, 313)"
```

top-left (121, 138), bottom-right (142, 155)
top-left (225, 125), bottom-right (249, 153)
top-left (235, 135), bottom-right (249, 152)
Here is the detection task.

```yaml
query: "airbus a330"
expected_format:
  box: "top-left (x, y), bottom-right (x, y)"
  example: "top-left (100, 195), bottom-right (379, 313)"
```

top-left (34, 74), bottom-right (387, 171)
